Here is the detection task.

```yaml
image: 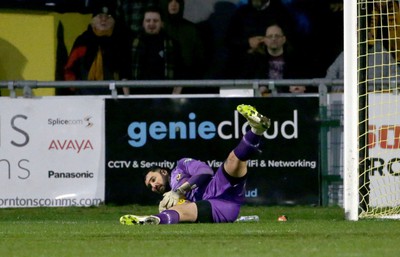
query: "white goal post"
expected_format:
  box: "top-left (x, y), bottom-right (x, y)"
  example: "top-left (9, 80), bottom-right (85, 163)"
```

top-left (344, 0), bottom-right (359, 221)
top-left (344, 0), bottom-right (400, 220)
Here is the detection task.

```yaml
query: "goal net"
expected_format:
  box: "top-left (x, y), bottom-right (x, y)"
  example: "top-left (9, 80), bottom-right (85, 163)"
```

top-left (344, 0), bottom-right (400, 220)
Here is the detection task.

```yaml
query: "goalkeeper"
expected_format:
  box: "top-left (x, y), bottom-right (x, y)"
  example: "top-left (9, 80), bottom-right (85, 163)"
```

top-left (120, 104), bottom-right (270, 225)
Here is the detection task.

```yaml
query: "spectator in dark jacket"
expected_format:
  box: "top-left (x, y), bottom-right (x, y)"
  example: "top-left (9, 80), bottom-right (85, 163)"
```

top-left (160, 0), bottom-right (206, 81)
top-left (64, 4), bottom-right (130, 95)
top-left (129, 6), bottom-right (181, 94)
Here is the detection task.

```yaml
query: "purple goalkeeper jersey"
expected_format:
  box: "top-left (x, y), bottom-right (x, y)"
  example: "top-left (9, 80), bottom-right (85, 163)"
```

top-left (170, 158), bottom-right (246, 222)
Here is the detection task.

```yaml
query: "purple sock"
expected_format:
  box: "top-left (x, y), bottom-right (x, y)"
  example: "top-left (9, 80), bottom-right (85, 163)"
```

top-left (155, 210), bottom-right (180, 224)
top-left (233, 130), bottom-right (262, 161)
top-left (244, 130), bottom-right (261, 145)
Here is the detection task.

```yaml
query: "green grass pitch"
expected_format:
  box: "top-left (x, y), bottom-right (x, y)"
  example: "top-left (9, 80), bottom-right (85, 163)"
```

top-left (1, 205), bottom-right (400, 257)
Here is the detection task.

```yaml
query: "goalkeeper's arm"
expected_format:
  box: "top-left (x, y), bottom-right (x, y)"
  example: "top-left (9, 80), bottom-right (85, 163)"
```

top-left (177, 173), bottom-right (213, 195)
top-left (159, 174), bottom-right (212, 211)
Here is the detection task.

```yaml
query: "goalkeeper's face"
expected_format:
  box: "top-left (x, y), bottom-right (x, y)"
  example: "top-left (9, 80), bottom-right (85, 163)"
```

top-left (144, 169), bottom-right (170, 194)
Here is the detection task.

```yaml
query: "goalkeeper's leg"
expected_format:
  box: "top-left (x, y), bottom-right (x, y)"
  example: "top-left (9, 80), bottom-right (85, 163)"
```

top-left (237, 104), bottom-right (270, 134)
top-left (226, 104), bottom-right (270, 178)
top-left (120, 201), bottom-right (200, 225)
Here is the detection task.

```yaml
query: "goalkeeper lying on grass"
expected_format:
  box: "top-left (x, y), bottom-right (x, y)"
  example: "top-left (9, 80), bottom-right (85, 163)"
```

top-left (120, 104), bottom-right (270, 225)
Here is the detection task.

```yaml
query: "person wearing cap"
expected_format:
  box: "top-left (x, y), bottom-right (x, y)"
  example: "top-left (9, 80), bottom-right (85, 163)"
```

top-left (64, 4), bottom-right (130, 95)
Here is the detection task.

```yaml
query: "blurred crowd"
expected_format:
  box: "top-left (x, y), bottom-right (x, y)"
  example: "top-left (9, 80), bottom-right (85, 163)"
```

top-left (60, 0), bottom-right (345, 95)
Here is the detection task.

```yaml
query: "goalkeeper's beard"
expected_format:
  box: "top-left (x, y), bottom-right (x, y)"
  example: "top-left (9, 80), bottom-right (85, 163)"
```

top-left (160, 183), bottom-right (171, 194)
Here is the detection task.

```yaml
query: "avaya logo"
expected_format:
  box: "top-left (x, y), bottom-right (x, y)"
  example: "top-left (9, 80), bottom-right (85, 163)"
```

top-left (48, 139), bottom-right (94, 153)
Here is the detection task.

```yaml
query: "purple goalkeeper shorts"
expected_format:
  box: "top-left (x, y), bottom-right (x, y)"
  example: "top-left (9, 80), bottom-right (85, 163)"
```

top-left (201, 165), bottom-right (246, 223)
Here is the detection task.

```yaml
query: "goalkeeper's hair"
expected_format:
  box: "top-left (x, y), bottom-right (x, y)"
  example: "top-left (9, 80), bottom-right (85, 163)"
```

top-left (142, 165), bottom-right (170, 181)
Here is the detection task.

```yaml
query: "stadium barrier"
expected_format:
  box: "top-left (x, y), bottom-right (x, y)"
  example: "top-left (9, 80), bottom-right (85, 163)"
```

top-left (0, 79), bottom-right (344, 207)
top-left (0, 78), bottom-right (344, 98)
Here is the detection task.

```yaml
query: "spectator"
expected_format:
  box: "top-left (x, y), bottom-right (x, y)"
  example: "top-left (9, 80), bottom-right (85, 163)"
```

top-left (241, 23), bottom-right (308, 95)
top-left (64, 3), bottom-right (130, 95)
top-left (225, 0), bottom-right (296, 78)
top-left (324, 51), bottom-right (344, 92)
top-left (326, 42), bottom-right (398, 92)
top-left (160, 0), bottom-right (208, 94)
top-left (116, 0), bottom-right (159, 38)
top-left (129, 6), bottom-right (181, 94)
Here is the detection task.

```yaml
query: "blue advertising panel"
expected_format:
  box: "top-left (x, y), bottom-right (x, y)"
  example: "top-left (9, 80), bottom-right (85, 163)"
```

top-left (105, 97), bottom-right (320, 206)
